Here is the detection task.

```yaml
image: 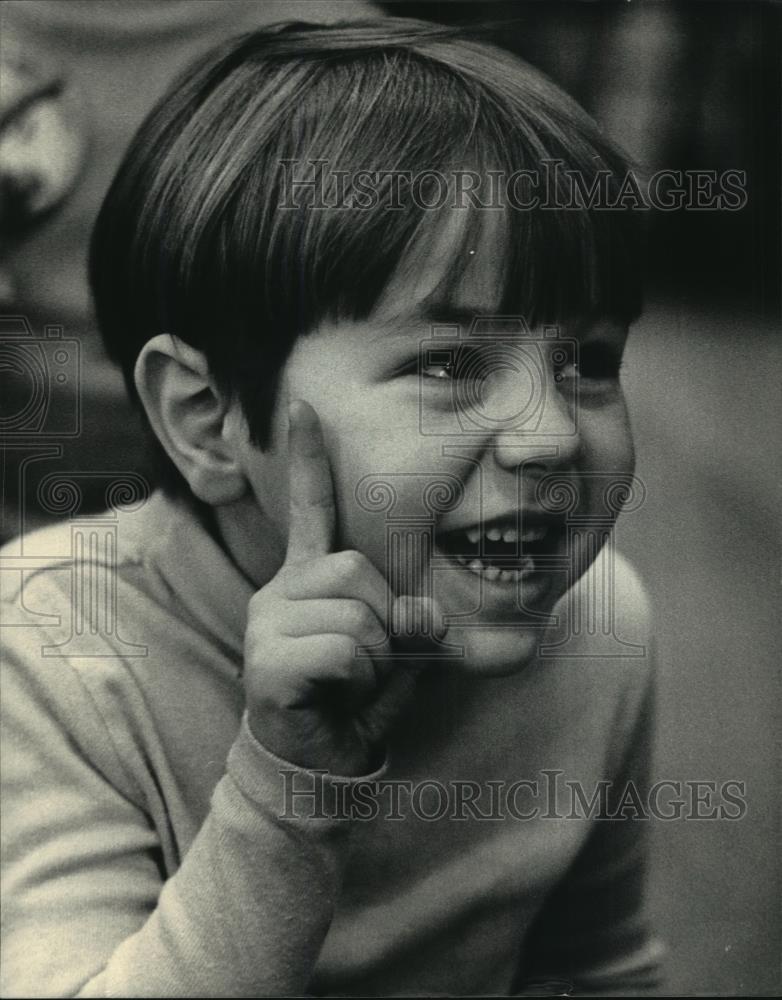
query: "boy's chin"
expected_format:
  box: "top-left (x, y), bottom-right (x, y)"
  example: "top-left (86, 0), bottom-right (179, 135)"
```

top-left (440, 625), bottom-right (547, 677)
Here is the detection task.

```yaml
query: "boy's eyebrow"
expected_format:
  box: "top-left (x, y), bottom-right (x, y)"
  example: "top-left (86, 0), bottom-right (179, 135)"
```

top-left (371, 300), bottom-right (636, 341)
top-left (371, 301), bottom-right (501, 340)
top-left (415, 302), bottom-right (499, 329)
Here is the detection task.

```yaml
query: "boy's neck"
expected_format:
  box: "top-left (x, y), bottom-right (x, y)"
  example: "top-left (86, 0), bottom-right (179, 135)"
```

top-left (212, 494), bottom-right (287, 592)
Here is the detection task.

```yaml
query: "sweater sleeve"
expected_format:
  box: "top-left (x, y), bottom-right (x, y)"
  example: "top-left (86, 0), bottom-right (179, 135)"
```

top-left (516, 648), bottom-right (666, 996)
top-left (1, 630), bottom-right (381, 998)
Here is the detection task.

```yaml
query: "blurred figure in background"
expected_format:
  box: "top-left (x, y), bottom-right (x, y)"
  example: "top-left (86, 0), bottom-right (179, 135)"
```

top-left (0, 0), bottom-right (371, 541)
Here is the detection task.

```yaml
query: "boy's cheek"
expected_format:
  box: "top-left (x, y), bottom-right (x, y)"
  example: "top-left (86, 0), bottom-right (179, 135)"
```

top-left (580, 404), bottom-right (636, 474)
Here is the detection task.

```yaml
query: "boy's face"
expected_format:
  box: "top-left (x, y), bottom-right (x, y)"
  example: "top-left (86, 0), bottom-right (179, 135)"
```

top-left (238, 210), bottom-right (635, 676)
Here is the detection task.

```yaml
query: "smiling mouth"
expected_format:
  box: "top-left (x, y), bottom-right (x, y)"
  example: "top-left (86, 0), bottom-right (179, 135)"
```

top-left (436, 518), bottom-right (565, 584)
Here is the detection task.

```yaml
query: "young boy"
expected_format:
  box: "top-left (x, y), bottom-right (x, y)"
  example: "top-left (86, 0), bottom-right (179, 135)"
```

top-left (1, 18), bottom-right (663, 997)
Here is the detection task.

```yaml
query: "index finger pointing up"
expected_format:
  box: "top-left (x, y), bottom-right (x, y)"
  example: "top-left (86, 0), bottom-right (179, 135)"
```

top-left (285, 399), bottom-right (336, 563)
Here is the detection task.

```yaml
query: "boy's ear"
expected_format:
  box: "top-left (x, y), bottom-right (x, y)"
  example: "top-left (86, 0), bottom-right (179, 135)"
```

top-left (133, 335), bottom-right (247, 505)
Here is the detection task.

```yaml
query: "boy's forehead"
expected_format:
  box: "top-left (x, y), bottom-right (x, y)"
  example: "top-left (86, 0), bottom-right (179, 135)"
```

top-left (373, 205), bottom-right (507, 330)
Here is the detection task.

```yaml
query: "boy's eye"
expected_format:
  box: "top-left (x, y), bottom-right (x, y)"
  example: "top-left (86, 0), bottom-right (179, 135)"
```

top-left (407, 342), bottom-right (624, 385)
top-left (421, 360), bottom-right (457, 380)
top-left (558, 344), bottom-right (623, 383)
top-left (418, 345), bottom-right (488, 382)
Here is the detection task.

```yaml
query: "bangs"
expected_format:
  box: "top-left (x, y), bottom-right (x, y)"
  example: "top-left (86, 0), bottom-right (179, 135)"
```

top-left (374, 164), bottom-right (645, 332)
top-left (267, 45), bottom-right (645, 337)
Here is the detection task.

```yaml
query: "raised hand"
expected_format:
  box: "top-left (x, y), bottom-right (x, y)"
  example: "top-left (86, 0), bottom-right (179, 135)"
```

top-left (244, 400), bottom-right (444, 775)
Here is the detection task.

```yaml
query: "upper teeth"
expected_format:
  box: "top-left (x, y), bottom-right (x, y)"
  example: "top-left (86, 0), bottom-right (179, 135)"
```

top-left (464, 525), bottom-right (545, 544)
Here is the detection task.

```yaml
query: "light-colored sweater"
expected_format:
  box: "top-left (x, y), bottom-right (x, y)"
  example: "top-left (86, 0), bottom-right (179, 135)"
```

top-left (1, 491), bottom-right (663, 997)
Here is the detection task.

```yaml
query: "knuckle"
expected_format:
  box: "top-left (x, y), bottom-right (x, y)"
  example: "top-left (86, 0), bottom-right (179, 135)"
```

top-left (364, 620), bottom-right (388, 651)
top-left (328, 632), bottom-right (358, 666)
top-left (275, 564), bottom-right (302, 591)
top-left (333, 548), bottom-right (367, 580)
top-left (345, 601), bottom-right (375, 636)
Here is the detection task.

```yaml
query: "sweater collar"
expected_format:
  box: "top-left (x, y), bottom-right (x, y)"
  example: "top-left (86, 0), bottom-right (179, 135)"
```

top-left (137, 490), bottom-right (256, 668)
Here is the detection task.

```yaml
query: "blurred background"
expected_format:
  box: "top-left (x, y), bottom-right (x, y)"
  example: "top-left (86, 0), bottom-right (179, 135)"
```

top-left (1, 1), bottom-right (779, 994)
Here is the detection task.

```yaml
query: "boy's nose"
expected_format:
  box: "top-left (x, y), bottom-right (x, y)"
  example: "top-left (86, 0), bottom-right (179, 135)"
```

top-left (485, 367), bottom-right (581, 470)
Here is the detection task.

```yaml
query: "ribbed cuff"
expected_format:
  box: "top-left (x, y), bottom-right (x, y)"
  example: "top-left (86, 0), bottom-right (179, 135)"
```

top-left (226, 713), bottom-right (390, 827)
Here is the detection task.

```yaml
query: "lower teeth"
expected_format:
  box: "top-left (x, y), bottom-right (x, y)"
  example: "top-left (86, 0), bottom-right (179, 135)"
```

top-left (461, 557), bottom-right (535, 581)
